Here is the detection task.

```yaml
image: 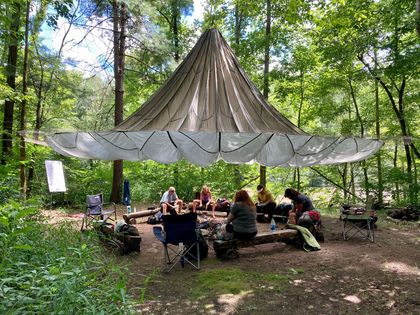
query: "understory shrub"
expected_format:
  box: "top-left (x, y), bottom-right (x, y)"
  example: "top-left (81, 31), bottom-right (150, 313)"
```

top-left (0, 200), bottom-right (135, 314)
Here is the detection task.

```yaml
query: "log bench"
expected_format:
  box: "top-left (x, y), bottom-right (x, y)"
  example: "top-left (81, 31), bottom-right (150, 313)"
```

top-left (213, 229), bottom-right (298, 259)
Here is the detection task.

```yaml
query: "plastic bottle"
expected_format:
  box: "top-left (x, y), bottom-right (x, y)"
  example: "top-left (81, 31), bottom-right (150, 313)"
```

top-left (127, 205), bottom-right (132, 214)
top-left (270, 217), bottom-right (276, 232)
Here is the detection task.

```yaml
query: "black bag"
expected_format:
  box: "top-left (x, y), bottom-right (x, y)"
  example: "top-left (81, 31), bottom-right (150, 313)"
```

top-left (147, 216), bottom-right (162, 225)
top-left (216, 198), bottom-right (230, 213)
top-left (117, 224), bottom-right (141, 254)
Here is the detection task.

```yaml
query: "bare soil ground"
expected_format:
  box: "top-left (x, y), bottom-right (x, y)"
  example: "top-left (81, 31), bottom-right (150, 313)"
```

top-left (45, 207), bottom-right (420, 315)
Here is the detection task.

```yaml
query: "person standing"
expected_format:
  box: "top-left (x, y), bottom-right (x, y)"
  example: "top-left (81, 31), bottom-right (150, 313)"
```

top-left (160, 186), bottom-right (183, 215)
top-left (256, 184), bottom-right (277, 222)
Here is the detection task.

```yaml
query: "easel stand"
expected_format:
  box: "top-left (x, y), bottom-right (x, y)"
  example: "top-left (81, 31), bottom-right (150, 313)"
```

top-left (48, 192), bottom-right (68, 209)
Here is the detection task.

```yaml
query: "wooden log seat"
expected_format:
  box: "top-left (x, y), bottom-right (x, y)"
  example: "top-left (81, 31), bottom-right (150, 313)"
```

top-left (213, 229), bottom-right (298, 259)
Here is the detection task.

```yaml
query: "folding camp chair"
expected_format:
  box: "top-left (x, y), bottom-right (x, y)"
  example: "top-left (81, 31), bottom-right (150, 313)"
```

top-left (81, 193), bottom-right (117, 231)
top-left (153, 212), bottom-right (200, 273)
top-left (340, 197), bottom-right (376, 242)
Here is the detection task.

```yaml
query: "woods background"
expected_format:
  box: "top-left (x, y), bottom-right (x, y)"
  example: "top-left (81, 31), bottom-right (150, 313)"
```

top-left (1, 0), bottom-right (419, 208)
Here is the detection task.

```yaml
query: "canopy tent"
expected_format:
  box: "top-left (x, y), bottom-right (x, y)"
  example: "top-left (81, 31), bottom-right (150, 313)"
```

top-left (45, 29), bottom-right (383, 167)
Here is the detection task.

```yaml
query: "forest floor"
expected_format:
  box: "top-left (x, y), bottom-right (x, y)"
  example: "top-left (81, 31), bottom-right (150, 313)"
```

top-left (46, 206), bottom-right (420, 315)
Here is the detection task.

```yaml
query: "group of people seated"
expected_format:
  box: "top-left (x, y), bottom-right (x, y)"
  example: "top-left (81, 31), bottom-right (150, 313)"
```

top-left (159, 184), bottom-right (318, 241)
top-left (255, 186), bottom-right (316, 225)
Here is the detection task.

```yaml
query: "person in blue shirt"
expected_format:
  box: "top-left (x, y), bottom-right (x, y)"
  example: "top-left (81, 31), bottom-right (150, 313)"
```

top-left (160, 186), bottom-right (183, 215)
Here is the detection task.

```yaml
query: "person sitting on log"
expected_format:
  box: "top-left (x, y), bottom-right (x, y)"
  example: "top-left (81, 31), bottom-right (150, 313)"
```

top-left (255, 184), bottom-right (277, 222)
top-left (225, 190), bottom-right (257, 240)
top-left (192, 185), bottom-right (216, 218)
top-left (284, 188), bottom-right (314, 224)
top-left (160, 186), bottom-right (183, 215)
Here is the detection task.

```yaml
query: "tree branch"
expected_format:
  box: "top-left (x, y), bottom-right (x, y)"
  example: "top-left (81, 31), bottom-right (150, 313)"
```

top-left (310, 167), bottom-right (364, 202)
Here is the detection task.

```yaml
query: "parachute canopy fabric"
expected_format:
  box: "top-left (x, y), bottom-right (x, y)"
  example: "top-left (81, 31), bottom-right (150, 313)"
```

top-left (45, 29), bottom-right (383, 167)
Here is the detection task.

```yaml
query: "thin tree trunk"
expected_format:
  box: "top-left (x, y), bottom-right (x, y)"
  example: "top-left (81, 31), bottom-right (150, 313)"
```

top-left (350, 164), bottom-right (356, 204)
top-left (358, 54), bottom-right (415, 203)
top-left (27, 41), bottom-right (45, 194)
top-left (293, 69), bottom-right (305, 189)
top-left (110, 1), bottom-right (127, 203)
top-left (342, 164), bottom-right (348, 201)
top-left (348, 78), bottom-right (369, 198)
top-left (1, 3), bottom-right (21, 164)
top-left (260, 0), bottom-right (271, 187)
top-left (311, 167), bottom-right (364, 202)
top-left (411, 145), bottom-right (418, 205)
top-left (19, 1), bottom-right (30, 199)
top-left (374, 48), bottom-right (383, 206)
top-left (393, 145), bottom-right (400, 203)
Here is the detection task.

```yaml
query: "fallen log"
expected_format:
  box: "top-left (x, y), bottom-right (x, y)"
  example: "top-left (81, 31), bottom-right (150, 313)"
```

top-left (213, 229), bottom-right (298, 259)
top-left (125, 208), bottom-right (160, 220)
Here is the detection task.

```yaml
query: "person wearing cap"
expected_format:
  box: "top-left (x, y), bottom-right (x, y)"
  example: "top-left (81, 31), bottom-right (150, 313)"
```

top-left (160, 186), bottom-right (183, 215)
top-left (284, 188), bottom-right (314, 224)
top-left (255, 184), bottom-right (277, 222)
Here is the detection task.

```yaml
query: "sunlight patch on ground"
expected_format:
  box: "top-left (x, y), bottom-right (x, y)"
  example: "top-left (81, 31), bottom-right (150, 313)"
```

top-left (343, 295), bottom-right (361, 303)
top-left (42, 210), bottom-right (82, 226)
top-left (201, 290), bottom-right (253, 315)
top-left (382, 261), bottom-right (420, 277)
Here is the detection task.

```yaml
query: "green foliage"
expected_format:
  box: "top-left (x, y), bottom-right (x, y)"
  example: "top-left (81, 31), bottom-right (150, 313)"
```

top-left (0, 200), bottom-right (135, 314)
top-left (0, 160), bottom-right (20, 203)
top-left (124, 160), bottom-right (257, 204)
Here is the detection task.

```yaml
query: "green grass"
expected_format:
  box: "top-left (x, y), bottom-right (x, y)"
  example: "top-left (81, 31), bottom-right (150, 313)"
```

top-left (190, 267), bottom-right (290, 299)
top-left (138, 268), bottom-right (159, 304)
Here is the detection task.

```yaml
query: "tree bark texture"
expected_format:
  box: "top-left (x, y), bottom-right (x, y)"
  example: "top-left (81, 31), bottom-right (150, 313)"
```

top-left (19, 1), bottom-right (30, 199)
top-left (111, 1), bottom-right (127, 203)
top-left (260, 0), bottom-right (271, 187)
top-left (2, 3), bottom-right (21, 164)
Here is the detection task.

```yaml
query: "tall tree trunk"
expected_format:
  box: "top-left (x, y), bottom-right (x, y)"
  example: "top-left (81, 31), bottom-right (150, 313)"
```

top-left (348, 78), bottom-right (369, 199)
top-left (374, 48), bottom-right (383, 206)
top-left (293, 69), bottom-right (305, 189)
top-left (232, 1), bottom-right (244, 189)
top-left (19, 1), bottom-right (30, 199)
top-left (342, 164), bottom-right (348, 201)
top-left (416, 0), bottom-right (420, 36)
top-left (234, 0), bottom-right (243, 46)
top-left (27, 41), bottom-right (45, 194)
top-left (110, 1), bottom-right (127, 203)
top-left (171, 0), bottom-right (180, 62)
top-left (350, 164), bottom-right (356, 204)
top-left (393, 145), bottom-right (400, 203)
top-left (260, 0), bottom-right (271, 187)
top-left (358, 55), bottom-right (416, 203)
top-left (1, 3), bottom-right (21, 164)
top-left (411, 146), bottom-right (418, 205)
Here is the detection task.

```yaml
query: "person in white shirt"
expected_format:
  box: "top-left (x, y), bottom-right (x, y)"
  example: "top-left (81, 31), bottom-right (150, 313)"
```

top-left (160, 186), bottom-right (183, 215)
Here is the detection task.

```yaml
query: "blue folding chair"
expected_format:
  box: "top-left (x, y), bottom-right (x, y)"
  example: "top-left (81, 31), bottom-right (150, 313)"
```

top-left (153, 213), bottom-right (200, 273)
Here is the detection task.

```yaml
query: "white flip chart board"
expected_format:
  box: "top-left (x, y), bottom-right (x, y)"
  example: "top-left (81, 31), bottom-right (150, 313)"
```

top-left (45, 160), bottom-right (67, 193)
